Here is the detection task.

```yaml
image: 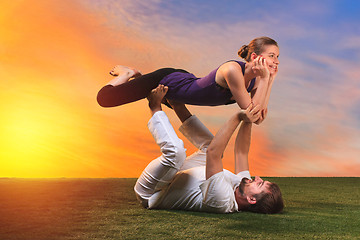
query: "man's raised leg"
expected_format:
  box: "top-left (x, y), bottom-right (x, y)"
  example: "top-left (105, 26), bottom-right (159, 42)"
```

top-left (134, 85), bottom-right (186, 208)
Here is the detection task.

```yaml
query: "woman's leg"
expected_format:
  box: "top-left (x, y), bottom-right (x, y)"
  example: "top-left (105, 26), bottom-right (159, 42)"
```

top-left (97, 68), bottom-right (181, 107)
top-left (134, 85), bottom-right (186, 208)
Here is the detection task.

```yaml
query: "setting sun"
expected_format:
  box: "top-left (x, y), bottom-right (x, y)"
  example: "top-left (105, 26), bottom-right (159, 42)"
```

top-left (0, 81), bottom-right (82, 177)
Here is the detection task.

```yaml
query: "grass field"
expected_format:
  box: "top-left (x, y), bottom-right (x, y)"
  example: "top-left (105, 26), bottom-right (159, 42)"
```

top-left (0, 178), bottom-right (359, 240)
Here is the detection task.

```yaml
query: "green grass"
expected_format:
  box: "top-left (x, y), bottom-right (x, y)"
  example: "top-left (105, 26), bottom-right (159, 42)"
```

top-left (0, 178), bottom-right (359, 240)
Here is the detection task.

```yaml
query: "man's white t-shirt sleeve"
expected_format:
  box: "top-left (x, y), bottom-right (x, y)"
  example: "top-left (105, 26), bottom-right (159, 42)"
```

top-left (237, 170), bottom-right (251, 180)
top-left (199, 171), bottom-right (237, 213)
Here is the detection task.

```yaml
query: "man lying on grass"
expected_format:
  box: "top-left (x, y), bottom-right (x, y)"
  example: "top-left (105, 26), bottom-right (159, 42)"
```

top-left (134, 84), bottom-right (283, 214)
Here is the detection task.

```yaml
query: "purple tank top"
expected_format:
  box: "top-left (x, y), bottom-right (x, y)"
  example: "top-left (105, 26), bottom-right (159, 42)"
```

top-left (159, 61), bottom-right (255, 106)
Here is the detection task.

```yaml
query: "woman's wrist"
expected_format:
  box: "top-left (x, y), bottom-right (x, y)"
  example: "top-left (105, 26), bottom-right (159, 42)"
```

top-left (256, 76), bottom-right (270, 83)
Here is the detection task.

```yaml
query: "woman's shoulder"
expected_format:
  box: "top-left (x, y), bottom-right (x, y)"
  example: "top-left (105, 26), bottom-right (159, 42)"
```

top-left (222, 60), bottom-right (245, 67)
top-left (218, 60), bottom-right (245, 75)
top-left (215, 60), bottom-right (246, 87)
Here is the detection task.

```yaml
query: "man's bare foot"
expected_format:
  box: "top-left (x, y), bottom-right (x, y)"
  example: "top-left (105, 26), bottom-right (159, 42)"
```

top-left (147, 85), bottom-right (168, 115)
top-left (109, 65), bottom-right (141, 78)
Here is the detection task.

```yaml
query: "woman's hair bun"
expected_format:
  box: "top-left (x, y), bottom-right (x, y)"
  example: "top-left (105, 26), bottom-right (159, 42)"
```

top-left (238, 45), bottom-right (249, 60)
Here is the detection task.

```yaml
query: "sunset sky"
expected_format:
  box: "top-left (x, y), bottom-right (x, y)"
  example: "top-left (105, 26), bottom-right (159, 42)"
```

top-left (1, 0), bottom-right (359, 177)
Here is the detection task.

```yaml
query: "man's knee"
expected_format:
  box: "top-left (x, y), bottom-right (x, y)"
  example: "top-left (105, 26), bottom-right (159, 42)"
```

top-left (160, 142), bottom-right (186, 168)
top-left (134, 189), bottom-right (149, 208)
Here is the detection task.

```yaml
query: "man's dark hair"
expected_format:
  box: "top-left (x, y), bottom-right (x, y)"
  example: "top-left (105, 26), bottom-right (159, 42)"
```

top-left (246, 182), bottom-right (284, 214)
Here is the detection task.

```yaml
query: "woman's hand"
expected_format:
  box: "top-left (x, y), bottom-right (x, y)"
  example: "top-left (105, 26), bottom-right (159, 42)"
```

top-left (252, 56), bottom-right (270, 79)
top-left (239, 104), bottom-right (261, 123)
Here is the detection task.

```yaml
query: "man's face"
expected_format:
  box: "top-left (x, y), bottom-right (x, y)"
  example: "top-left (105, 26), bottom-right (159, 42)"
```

top-left (240, 176), bottom-right (270, 197)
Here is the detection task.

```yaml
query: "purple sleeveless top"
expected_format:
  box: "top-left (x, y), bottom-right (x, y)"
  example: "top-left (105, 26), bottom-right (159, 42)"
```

top-left (159, 61), bottom-right (255, 106)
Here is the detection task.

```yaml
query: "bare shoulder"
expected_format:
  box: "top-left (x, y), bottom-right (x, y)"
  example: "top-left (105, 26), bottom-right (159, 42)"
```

top-left (216, 61), bottom-right (245, 88)
top-left (218, 61), bottom-right (243, 77)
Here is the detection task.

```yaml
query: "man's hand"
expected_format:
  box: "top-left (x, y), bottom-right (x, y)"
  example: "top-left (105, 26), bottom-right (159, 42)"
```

top-left (239, 104), bottom-right (261, 123)
top-left (254, 108), bottom-right (268, 125)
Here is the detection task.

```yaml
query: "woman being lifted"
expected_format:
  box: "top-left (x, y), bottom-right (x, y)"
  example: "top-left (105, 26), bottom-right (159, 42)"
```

top-left (97, 36), bottom-right (279, 124)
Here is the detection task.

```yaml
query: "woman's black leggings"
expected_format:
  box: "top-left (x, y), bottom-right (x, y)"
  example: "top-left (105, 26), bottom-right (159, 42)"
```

top-left (97, 68), bottom-right (188, 107)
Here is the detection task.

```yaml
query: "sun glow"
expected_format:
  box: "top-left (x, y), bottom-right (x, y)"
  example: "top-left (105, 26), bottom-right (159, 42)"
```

top-left (1, 110), bottom-right (52, 170)
top-left (0, 91), bottom-right (75, 177)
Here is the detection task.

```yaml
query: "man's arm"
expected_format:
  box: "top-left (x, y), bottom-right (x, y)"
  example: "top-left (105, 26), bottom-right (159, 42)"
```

top-left (206, 105), bottom-right (260, 179)
top-left (206, 114), bottom-right (243, 179)
top-left (234, 121), bottom-right (252, 174)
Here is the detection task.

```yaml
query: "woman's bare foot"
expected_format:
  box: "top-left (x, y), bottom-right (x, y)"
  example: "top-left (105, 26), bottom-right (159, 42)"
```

top-left (109, 65), bottom-right (141, 78)
top-left (107, 65), bottom-right (142, 86)
top-left (147, 85), bottom-right (168, 116)
top-left (131, 68), bottom-right (142, 78)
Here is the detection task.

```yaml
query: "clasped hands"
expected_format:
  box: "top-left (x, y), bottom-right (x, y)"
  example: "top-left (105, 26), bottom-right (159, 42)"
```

top-left (239, 103), bottom-right (267, 124)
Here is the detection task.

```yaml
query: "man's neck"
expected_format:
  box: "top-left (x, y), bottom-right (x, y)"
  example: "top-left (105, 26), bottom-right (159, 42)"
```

top-left (234, 187), bottom-right (250, 211)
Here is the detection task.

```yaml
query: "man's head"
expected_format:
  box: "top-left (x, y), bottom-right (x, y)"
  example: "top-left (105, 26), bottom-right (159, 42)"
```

top-left (237, 176), bottom-right (284, 214)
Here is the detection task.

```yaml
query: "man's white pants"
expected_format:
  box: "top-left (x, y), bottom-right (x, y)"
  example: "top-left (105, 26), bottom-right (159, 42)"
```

top-left (134, 111), bottom-right (187, 208)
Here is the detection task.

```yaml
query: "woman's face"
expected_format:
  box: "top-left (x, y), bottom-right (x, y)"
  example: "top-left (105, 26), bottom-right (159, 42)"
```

top-left (259, 45), bottom-right (280, 75)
